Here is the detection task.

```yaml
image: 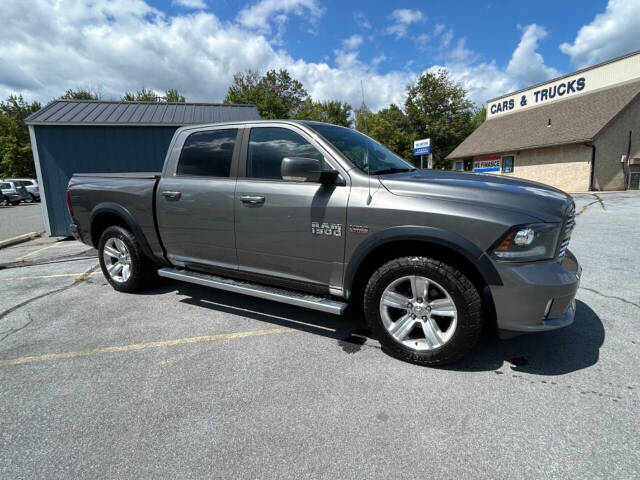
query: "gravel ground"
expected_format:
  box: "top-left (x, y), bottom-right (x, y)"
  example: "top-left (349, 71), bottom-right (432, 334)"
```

top-left (0, 192), bottom-right (638, 479)
top-left (0, 202), bottom-right (45, 241)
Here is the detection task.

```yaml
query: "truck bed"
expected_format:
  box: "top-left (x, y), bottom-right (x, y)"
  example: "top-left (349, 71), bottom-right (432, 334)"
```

top-left (68, 173), bottom-right (165, 262)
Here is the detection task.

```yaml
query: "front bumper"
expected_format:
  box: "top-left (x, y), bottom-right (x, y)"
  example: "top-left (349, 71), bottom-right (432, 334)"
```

top-left (490, 250), bottom-right (581, 335)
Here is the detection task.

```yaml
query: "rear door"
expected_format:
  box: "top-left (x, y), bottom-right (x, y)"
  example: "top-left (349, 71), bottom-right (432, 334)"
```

top-left (156, 127), bottom-right (241, 271)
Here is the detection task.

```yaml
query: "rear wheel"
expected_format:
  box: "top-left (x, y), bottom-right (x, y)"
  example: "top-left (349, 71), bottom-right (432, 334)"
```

top-left (98, 226), bottom-right (156, 292)
top-left (10, 201), bottom-right (20, 206)
top-left (363, 256), bottom-right (482, 366)
top-left (0, 196), bottom-right (8, 206)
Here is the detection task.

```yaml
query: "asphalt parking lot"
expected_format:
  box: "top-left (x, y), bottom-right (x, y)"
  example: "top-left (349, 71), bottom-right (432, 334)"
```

top-left (0, 202), bottom-right (45, 242)
top-left (0, 192), bottom-right (638, 479)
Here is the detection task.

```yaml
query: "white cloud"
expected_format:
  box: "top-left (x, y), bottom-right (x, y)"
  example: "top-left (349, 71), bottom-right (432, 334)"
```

top-left (559, 0), bottom-right (640, 68)
top-left (0, 0), bottom-right (406, 111)
top-left (354, 12), bottom-right (372, 29)
top-left (506, 24), bottom-right (559, 84)
top-left (386, 8), bottom-right (425, 39)
top-left (236, 0), bottom-right (324, 34)
top-left (342, 34), bottom-right (363, 50)
top-left (172, 0), bottom-right (207, 9)
top-left (430, 25), bottom-right (557, 105)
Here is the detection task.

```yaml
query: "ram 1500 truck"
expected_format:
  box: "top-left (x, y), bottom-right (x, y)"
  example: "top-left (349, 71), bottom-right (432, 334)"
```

top-left (68, 120), bottom-right (581, 365)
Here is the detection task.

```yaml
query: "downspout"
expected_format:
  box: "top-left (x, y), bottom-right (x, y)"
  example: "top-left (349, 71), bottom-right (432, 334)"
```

top-left (624, 130), bottom-right (632, 190)
top-left (589, 143), bottom-right (596, 191)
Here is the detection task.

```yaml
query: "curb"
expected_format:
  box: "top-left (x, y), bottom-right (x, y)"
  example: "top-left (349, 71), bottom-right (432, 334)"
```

top-left (0, 231), bottom-right (43, 249)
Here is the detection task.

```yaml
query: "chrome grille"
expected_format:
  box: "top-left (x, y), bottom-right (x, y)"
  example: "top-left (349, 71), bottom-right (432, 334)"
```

top-left (557, 207), bottom-right (575, 260)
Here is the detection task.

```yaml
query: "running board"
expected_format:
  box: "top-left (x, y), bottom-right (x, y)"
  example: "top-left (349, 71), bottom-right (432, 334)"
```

top-left (157, 268), bottom-right (347, 315)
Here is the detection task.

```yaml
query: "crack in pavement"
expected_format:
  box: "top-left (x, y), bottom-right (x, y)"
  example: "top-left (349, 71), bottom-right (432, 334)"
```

top-left (0, 265), bottom-right (100, 343)
top-left (576, 193), bottom-right (606, 216)
top-left (0, 248), bottom-right (96, 270)
top-left (579, 286), bottom-right (640, 309)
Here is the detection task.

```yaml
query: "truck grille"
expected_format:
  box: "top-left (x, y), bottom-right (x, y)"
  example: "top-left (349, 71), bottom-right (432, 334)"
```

top-left (557, 206), bottom-right (575, 260)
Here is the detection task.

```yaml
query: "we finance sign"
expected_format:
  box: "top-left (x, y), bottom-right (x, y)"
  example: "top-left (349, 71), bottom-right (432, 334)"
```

top-left (473, 155), bottom-right (501, 173)
top-left (486, 51), bottom-right (640, 119)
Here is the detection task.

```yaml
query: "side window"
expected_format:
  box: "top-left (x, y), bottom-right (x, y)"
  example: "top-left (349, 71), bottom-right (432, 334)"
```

top-left (177, 129), bottom-right (238, 177)
top-left (502, 155), bottom-right (514, 173)
top-left (247, 127), bottom-right (324, 180)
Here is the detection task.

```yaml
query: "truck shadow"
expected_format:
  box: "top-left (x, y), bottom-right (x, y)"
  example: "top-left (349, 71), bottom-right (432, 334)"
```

top-left (146, 280), bottom-right (603, 376)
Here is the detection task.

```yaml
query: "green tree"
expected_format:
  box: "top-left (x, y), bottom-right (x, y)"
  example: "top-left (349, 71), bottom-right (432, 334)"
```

top-left (472, 106), bottom-right (486, 130)
top-left (0, 95), bottom-right (41, 177)
top-left (355, 104), bottom-right (414, 164)
top-left (122, 88), bottom-right (159, 102)
top-left (59, 88), bottom-right (101, 100)
top-left (164, 88), bottom-right (186, 102)
top-left (404, 69), bottom-right (476, 169)
top-left (294, 98), bottom-right (352, 127)
top-left (224, 69), bottom-right (308, 119)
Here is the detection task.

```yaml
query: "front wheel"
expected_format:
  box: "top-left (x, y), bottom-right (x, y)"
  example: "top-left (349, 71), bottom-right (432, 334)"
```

top-left (363, 256), bottom-right (482, 366)
top-left (98, 226), bottom-right (156, 293)
top-left (10, 201), bottom-right (20, 206)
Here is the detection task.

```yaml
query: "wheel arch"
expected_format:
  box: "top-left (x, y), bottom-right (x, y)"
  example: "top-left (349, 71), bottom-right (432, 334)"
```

top-left (344, 227), bottom-right (501, 326)
top-left (89, 203), bottom-right (155, 261)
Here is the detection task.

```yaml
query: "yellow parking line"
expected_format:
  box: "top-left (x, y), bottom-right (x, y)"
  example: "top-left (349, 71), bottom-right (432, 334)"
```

top-left (0, 328), bottom-right (291, 367)
top-left (15, 241), bottom-right (67, 261)
top-left (2, 271), bottom-right (102, 282)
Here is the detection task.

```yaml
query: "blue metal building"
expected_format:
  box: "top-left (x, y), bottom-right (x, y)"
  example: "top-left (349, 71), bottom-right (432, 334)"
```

top-left (25, 100), bottom-right (260, 236)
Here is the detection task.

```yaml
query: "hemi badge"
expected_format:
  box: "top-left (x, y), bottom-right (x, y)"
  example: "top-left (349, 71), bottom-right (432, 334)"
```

top-left (349, 225), bottom-right (369, 234)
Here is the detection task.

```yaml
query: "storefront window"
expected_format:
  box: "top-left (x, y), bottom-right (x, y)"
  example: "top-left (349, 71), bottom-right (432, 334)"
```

top-left (455, 161), bottom-right (463, 171)
top-left (502, 156), bottom-right (514, 173)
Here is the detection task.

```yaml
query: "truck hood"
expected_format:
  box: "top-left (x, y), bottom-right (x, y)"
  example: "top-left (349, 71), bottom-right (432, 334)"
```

top-left (379, 170), bottom-right (573, 222)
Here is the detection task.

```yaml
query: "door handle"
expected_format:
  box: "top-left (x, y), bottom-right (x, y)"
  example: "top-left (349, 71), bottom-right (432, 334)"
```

top-left (240, 195), bottom-right (265, 205)
top-left (162, 191), bottom-right (182, 200)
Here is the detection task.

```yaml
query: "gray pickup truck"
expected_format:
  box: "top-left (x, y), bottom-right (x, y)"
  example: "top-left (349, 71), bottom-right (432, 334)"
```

top-left (68, 120), bottom-right (580, 365)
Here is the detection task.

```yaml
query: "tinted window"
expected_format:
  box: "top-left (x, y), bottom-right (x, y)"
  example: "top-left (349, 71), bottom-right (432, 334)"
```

top-left (247, 127), bottom-right (324, 180)
top-left (307, 123), bottom-right (413, 174)
top-left (0, 183), bottom-right (10, 189)
top-left (502, 156), bottom-right (514, 173)
top-left (177, 129), bottom-right (237, 177)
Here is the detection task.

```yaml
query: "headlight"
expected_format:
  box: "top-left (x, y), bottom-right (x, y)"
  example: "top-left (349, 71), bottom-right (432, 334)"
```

top-left (491, 223), bottom-right (561, 262)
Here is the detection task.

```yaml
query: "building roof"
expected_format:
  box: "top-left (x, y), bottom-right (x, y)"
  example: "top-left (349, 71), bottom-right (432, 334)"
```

top-left (25, 100), bottom-right (260, 126)
top-left (447, 79), bottom-right (640, 159)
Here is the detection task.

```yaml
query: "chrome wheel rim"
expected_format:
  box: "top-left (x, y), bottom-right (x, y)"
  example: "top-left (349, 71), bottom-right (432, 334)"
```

top-left (379, 275), bottom-right (458, 351)
top-left (102, 238), bottom-right (131, 283)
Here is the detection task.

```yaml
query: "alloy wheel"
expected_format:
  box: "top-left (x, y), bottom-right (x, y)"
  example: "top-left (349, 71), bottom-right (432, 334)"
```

top-left (102, 237), bottom-right (132, 283)
top-left (379, 275), bottom-right (458, 351)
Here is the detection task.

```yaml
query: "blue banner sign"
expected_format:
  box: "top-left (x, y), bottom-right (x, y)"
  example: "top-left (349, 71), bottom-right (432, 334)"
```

top-left (413, 138), bottom-right (431, 156)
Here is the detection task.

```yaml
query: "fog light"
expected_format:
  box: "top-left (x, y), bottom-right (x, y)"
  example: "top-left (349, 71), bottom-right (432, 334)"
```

top-left (514, 228), bottom-right (535, 246)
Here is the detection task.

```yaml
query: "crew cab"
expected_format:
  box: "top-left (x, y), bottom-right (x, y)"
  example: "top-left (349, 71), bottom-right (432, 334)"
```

top-left (68, 120), bottom-right (581, 365)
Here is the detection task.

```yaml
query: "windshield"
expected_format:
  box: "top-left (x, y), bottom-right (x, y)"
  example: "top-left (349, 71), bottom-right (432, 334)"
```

top-left (307, 123), bottom-right (415, 175)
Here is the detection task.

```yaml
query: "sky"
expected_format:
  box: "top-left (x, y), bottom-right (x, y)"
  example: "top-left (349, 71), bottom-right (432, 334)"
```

top-left (1, 0), bottom-right (639, 111)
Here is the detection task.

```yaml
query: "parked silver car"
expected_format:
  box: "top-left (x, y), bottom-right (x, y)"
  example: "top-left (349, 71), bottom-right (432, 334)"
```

top-left (7, 178), bottom-right (40, 202)
top-left (0, 181), bottom-right (29, 205)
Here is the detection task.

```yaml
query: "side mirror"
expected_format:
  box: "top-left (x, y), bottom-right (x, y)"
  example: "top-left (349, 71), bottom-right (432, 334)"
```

top-left (281, 157), bottom-right (341, 185)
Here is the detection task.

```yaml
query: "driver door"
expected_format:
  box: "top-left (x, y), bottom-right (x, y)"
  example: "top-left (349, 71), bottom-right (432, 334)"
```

top-left (234, 125), bottom-right (349, 292)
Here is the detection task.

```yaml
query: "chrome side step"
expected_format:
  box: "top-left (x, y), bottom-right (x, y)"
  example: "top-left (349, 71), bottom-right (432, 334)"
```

top-left (157, 268), bottom-right (347, 315)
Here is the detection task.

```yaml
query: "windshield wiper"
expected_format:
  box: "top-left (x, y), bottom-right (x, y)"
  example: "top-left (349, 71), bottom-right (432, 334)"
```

top-left (371, 167), bottom-right (416, 175)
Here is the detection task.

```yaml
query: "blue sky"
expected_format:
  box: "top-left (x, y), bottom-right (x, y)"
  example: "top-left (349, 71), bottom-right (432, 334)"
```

top-left (158, 0), bottom-right (601, 73)
top-left (1, 0), bottom-right (639, 110)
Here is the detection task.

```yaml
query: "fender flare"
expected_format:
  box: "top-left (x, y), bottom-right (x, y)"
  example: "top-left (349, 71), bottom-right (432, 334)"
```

top-left (89, 203), bottom-right (155, 260)
top-left (343, 226), bottom-right (502, 296)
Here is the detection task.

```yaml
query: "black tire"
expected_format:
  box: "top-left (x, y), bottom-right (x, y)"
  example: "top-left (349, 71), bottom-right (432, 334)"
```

top-left (10, 201), bottom-right (20, 206)
top-left (0, 196), bottom-right (8, 207)
top-left (28, 194), bottom-right (36, 203)
top-left (98, 226), bottom-right (156, 293)
top-left (363, 256), bottom-right (482, 366)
